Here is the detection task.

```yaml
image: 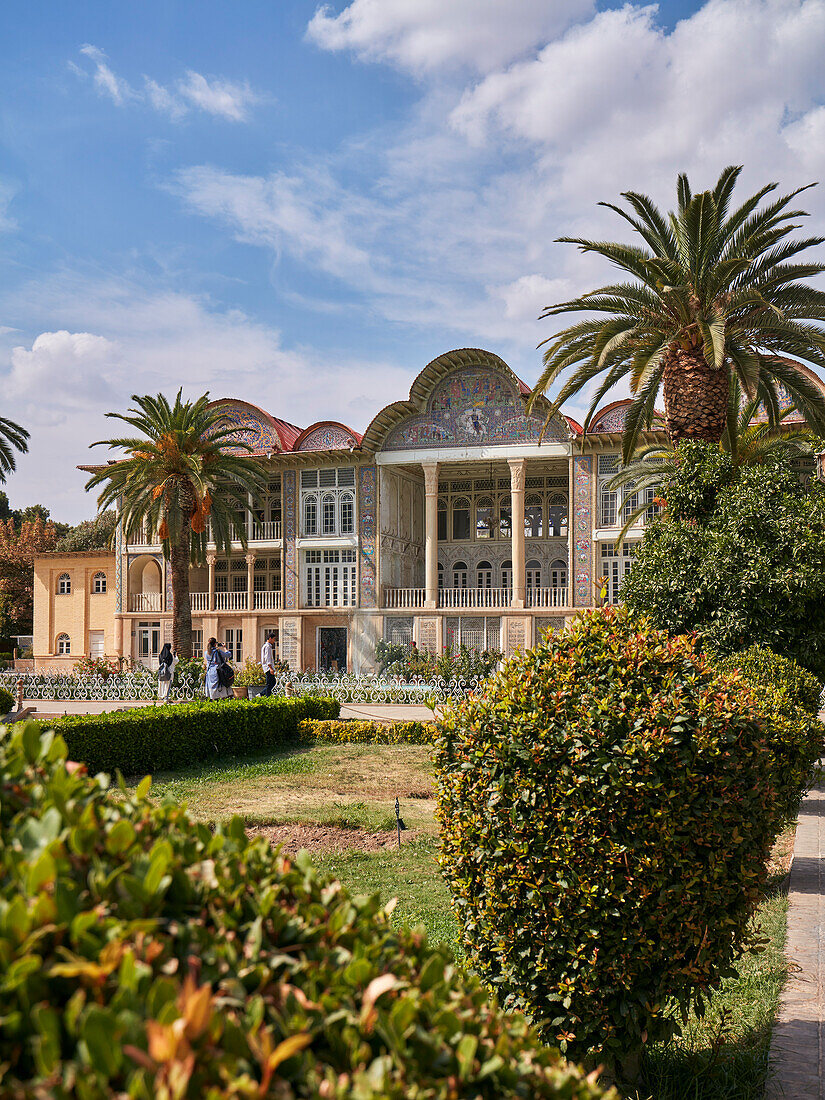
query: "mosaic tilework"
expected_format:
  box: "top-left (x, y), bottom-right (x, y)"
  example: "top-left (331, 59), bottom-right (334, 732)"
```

top-left (283, 470), bottom-right (297, 610)
top-left (384, 368), bottom-right (568, 450)
top-left (297, 425), bottom-right (358, 451)
top-left (165, 563), bottom-right (172, 612)
top-left (214, 406), bottom-right (282, 455)
top-left (359, 466), bottom-right (377, 608)
top-left (281, 618), bottom-right (299, 670)
top-left (573, 455), bottom-right (593, 606)
top-left (115, 523), bottom-right (123, 613)
top-left (592, 404), bottom-right (666, 433)
top-left (752, 382), bottom-right (804, 422)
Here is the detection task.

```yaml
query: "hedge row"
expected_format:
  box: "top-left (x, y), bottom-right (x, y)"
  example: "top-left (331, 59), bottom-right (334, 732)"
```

top-left (298, 718), bottom-right (435, 745)
top-left (39, 695), bottom-right (339, 776)
top-left (717, 644), bottom-right (823, 717)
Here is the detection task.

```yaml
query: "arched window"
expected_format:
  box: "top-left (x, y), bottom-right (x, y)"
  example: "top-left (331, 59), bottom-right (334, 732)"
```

top-left (550, 559), bottom-right (567, 589)
top-left (339, 491), bottom-right (354, 535)
top-left (498, 497), bottom-right (512, 539)
top-left (452, 498), bottom-right (471, 541)
top-left (437, 498), bottom-right (447, 542)
top-left (475, 497), bottom-right (494, 540)
top-left (303, 493), bottom-right (318, 536)
top-left (92, 572), bottom-right (106, 594)
top-left (452, 561), bottom-right (468, 589)
top-left (477, 560), bottom-right (493, 589)
top-left (437, 562), bottom-right (444, 589)
top-left (57, 573), bottom-right (71, 595)
top-left (322, 492), bottom-right (336, 535)
top-left (548, 494), bottom-right (568, 536)
top-left (525, 494), bottom-right (543, 538)
top-left (501, 559), bottom-right (513, 590)
top-left (526, 559), bottom-right (542, 590)
top-left (56, 633), bottom-right (70, 655)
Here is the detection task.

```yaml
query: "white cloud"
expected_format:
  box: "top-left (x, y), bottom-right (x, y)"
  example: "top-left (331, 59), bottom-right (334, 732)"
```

top-left (307, 0), bottom-right (594, 75)
top-left (72, 46), bottom-right (259, 123)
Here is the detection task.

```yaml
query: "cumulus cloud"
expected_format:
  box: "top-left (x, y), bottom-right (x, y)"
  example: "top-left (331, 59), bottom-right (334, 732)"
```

top-left (72, 45), bottom-right (259, 122)
top-left (307, 0), bottom-right (594, 75)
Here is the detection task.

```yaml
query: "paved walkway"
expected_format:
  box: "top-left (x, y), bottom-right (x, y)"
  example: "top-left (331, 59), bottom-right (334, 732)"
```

top-left (766, 766), bottom-right (825, 1098)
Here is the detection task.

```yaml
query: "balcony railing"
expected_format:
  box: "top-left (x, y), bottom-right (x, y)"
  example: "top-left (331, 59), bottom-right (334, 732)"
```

top-left (440, 587), bottom-right (512, 609)
top-left (253, 591), bottom-right (282, 610)
top-left (384, 587), bottom-right (426, 609)
top-left (527, 587), bottom-right (568, 608)
top-left (251, 521), bottom-right (282, 542)
top-left (190, 592), bottom-right (209, 611)
top-left (128, 593), bottom-right (162, 612)
top-left (215, 591), bottom-right (248, 611)
top-left (383, 586), bottom-right (569, 610)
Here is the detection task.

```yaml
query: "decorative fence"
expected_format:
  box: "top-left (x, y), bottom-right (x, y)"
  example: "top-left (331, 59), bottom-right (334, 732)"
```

top-left (0, 671), bottom-right (483, 704)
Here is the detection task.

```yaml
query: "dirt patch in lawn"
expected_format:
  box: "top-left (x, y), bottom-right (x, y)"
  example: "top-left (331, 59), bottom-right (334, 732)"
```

top-left (248, 822), bottom-right (421, 854)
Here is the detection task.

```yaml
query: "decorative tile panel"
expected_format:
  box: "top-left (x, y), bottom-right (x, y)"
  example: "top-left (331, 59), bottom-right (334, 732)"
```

top-left (384, 368), bottom-right (568, 449)
top-left (115, 522), bottom-right (123, 613)
top-left (573, 455), bottom-right (593, 606)
top-left (213, 405), bottom-right (282, 454)
top-left (506, 617), bottom-right (525, 657)
top-left (359, 465), bottom-right (377, 608)
top-left (297, 425), bottom-right (358, 451)
top-left (418, 618), bottom-right (438, 654)
top-left (283, 470), bottom-right (297, 609)
top-left (281, 617), bottom-right (299, 670)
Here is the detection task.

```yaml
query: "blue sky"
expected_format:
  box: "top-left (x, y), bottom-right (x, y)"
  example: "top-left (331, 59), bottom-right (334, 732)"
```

top-left (2, 0), bottom-right (825, 520)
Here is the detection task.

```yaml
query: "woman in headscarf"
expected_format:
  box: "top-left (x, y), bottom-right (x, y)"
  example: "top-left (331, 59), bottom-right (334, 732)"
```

top-left (157, 642), bottom-right (178, 704)
top-left (204, 636), bottom-right (232, 700)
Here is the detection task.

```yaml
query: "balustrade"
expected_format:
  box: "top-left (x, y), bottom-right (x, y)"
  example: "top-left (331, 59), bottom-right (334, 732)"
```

top-left (251, 521), bottom-right (282, 542)
top-left (190, 592), bottom-right (210, 611)
top-left (253, 590), bottom-right (282, 610)
top-left (214, 591), bottom-right (248, 611)
top-left (526, 587), bottom-right (568, 608)
top-left (128, 593), bottom-right (162, 612)
top-left (384, 587), bottom-right (426, 609)
top-left (439, 587), bottom-right (511, 609)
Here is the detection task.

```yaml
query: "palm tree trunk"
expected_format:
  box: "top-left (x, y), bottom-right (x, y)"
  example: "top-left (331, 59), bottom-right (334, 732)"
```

top-left (170, 526), bottom-right (193, 658)
top-left (662, 345), bottom-right (729, 445)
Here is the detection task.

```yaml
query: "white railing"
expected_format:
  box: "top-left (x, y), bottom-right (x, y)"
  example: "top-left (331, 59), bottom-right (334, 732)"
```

top-left (527, 587), bottom-right (568, 608)
top-left (128, 526), bottom-right (157, 547)
top-left (439, 587), bottom-right (512, 609)
top-left (190, 592), bottom-right (210, 611)
top-left (215, 591), bottom-right (248, 611)
top-left (252, 521), bottom-right (282, 542)
top-left (253, 591), bottom-right (282, 610)
top-left (384, 587), bottom-right (426, 609)
top-left (128, 593), bottom-right (162, 612)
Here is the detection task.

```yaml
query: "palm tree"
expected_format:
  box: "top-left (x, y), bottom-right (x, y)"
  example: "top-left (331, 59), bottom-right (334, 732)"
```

top-left (86, 391), bottom-right (266, 657)
top-left (532, 166), bottom-right (825, 460)
top-left (0, 416), bottom-right (29, 481)
top-left (608, 376), bottom-right (816, 537)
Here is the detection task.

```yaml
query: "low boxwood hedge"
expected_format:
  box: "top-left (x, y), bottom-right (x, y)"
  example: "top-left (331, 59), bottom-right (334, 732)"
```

top-left (299, 718), bottom-right (435, 745)
top-left (38, 695), bottom-right (339, 776)
top-left (718, 644), bottom-right (823, 716)
top-left (0, 722), bottom-right (615, 1099)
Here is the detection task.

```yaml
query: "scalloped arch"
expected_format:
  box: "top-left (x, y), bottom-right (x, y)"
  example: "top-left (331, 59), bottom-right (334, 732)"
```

top-left (207, 399), bottom-right (301, 454)
top-left (294, 421), bottom-right (361, 452)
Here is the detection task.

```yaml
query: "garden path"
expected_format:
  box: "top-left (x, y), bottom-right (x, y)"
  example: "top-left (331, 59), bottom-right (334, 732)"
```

top-left (766, 763), bottom-right (825, 1099)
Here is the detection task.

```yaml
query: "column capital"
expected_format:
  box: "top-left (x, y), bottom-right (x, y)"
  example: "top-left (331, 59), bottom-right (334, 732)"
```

top-left (206, 553), bottom-right (217, 567)
top-left (422, 461), bottom-right (439, 496)
top-left (508, 457), bottom-right (526, 492)
top-left (245, 551), bottom-right (256, 566)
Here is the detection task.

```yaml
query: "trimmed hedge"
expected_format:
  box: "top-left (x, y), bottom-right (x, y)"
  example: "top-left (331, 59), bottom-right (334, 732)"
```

top-left (39, 695), bottom-right (339, 776)
top-left (436, 606), bottom-right (782, 1076)
top-left (0, 686), bottom-right (13, 714)
top-left (299, 718), bottom-right (435, 745)
top-left (0, 722), bottom-right (616, 1099)
top-left (718, 644), bottom-right (823, 717)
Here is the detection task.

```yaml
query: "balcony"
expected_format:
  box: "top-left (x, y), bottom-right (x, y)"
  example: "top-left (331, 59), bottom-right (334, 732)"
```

top-left (384, 587), bottom-right (426, 609)
top-left (527, 587), bottom-right (568, 608)
top-left (253, 590), bottom-right (282, 610)
top-left (129, 593), bottom-right (162, 612)
top-left (190, 592), bottom-right (209, 611)
top-left (251, 521), bottom-right (282, 542)
top-left (383, 586), bottom-right (569, 610)
top-left (440, 587), bottom-right (512, 609)
top-left (215, 591), bottom-right (249, 612)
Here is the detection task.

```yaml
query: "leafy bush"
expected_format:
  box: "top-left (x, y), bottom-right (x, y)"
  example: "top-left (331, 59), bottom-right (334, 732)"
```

top-left (72, 655), bottom-right (120, 678)
top-left (174, 655), bottom-right (204, 686)
top-left (234, 657), bottom-right (265, 687)
top-left (377, 642), bottom-right (502, 682)
top-left (37, 695), bottom-right (340, 776)
top-left (0, 685), bottom-right (13, 714)
top-left (718, 644), bottom-right (823, 716)
top-left (300, 718), bottom-right (435, 745)
top-left (435, 606), bottom-right (782, 1076)
top-left (0, 722), bottom-right (615, 1100)
top-left (623, 443), bottom-right (825, 678)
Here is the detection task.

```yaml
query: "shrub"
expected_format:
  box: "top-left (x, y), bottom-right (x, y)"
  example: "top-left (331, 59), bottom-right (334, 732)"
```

top-left (234, 657), bottom-right (266, 687)
top-left (0, 722), bottom-right (615, 1099)
top-left (299, 718), bottom-right (436, 745)
top-left (0, 685), bottom-right (13, 714)
top-left (435, 606), bottom-right (781, 1076)
top-left (717, 644), bottom-right (823, 716)
top-left (37, 695), bottom-right (340, 776)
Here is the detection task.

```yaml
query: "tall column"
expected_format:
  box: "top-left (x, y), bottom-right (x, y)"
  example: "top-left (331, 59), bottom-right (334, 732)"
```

top-left (508, 458), bottom-right (526, 609)
top-left (207, 553), bottom-right (216, 612)
top-left (246, 552), bottom-right (255, 613)
top-left (423, 462), bottom-right (439, 610)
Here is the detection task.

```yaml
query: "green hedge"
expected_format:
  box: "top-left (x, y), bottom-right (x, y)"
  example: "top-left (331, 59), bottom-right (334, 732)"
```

top-left (0, 686), bottom-right (13, 715)
top-left (718, 644), bottom-right (823, 716)
top-left (299, 718), bottom-right (435, 745)
top-left (40, 695), bottom-right (339, 776)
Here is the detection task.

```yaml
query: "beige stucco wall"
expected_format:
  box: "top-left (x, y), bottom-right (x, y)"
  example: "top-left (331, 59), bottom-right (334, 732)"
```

top-left (33, 552), bottom-right (117, 669)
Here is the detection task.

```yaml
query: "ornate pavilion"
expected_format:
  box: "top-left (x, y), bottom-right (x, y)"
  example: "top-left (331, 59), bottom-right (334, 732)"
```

top-left (31, 347), bottom-right (824, 672)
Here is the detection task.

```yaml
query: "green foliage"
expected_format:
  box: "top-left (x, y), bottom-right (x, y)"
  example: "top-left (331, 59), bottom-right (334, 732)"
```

top-left (233, 657), bottom-right (265, 687)
top-left (174, 655), bottom-right (204, 686)
top-left (0, 686), bottom-right (13, 714)
top-left (377, 642), bottom-right (502, 682)
top-left (56, 509), bottom-right (117, 552)
top-left (623, 446), bottom-right (825, 678)
top-left (435, 606), bottom-right (782, 1074)
top-left (374, 639), bottom-right (406, 673)
top-left (661, 441), bottom-right (735, 521)
top-left (718, 645), bottom-right (823, 717)
top-left (299, 719), bottom-right (436, 746)
top-left (37, 696), bottom-right (340, 776)
top-left (0, 722), bottom-right (615, 1100)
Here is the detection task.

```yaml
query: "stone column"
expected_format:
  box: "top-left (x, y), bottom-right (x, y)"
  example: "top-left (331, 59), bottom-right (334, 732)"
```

top-left (246, 552), bottom-right (255, 613)
top-left (423, 462), bottom-right (439, 610)
top-left (207, 553), bottom-right (216, 613)
top-left (508, 458), bottom-right (526, 609)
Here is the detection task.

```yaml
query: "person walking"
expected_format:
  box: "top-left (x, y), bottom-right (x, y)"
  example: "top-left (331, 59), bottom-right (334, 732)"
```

top-left (157, 642), bottom-right (178, 704)
top-left (261, 631), bottom-right (278, 696)
top-left (204, 636), bottom-right (232, 700)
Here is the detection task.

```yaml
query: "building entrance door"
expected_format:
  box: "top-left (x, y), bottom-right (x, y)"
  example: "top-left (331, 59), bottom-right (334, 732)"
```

top-left (318, 627), bottom-right (347, 673)
top-left (137, 621), bottom-right (161, 667)
top-left (89, 631), bottom-right (104, 660)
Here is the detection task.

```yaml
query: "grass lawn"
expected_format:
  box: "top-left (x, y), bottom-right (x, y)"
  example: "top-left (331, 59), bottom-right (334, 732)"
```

top-left (139, 743), bottom-right (791, 1100)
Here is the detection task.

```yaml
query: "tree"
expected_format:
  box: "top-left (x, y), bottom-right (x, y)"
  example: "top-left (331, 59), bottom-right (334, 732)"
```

top-left (532, 166), bottom-right (825, 460)
top-left (85, 391), bottom-right (266, 657)
top-left (621, 442), bottom-right (825, 678)
top-left (56, 510), bottom-right (117, 552)
top-left (0, 516), bottom-right (58, 634)
top-left (0, 416), bottom-right (29, 483)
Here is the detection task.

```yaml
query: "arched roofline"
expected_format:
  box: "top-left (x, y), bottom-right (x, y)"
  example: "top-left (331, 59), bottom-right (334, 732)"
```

top-left (207, 398), bottom-right (302, 452)
top-left (588, 398), bottom-right (666, 435)
top-left (361, 347), bottom-right (567, 450)
top-left (293, 420), bottom-right (363, 452)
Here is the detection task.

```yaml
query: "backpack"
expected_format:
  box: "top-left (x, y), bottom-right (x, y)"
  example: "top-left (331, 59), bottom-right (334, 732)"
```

top-left (158, 659), bottom-right (172, 680)
top-left (216, 652), bottom-right (235, 689)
